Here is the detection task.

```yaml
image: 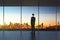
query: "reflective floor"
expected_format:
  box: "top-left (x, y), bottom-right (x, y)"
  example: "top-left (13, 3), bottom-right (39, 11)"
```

top-left (0, 31), bottom-right (59, 40)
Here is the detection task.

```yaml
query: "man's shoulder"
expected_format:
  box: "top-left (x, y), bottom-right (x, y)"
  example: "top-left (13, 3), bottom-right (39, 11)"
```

top-left (31, 17), bottom-right (35, 20)
top-left (31, 17), bottom-right (35, 18)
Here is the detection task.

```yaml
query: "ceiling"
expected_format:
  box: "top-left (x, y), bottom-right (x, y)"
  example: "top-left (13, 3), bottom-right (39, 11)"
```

top-left (0, 0), bottom-right (59, 6)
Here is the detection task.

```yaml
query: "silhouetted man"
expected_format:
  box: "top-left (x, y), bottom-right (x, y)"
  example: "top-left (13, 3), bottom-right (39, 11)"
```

top-left (31, 13), bottom-right (35, 30)
top-left (31, 13), bottom-right (36, 40)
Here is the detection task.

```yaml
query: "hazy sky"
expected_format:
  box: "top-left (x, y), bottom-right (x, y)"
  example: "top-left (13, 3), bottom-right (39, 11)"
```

top-left (39, 7), bottom-right (56, 26)
top-left (0, 6), bottom-right (60, 26)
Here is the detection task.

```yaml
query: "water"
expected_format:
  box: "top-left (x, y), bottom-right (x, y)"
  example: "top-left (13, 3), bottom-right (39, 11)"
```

top-left (0, 31), bottom-right (59, 40)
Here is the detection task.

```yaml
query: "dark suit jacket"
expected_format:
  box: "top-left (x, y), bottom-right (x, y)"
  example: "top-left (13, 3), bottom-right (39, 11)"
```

top-left (31, 17), bottom-right (35, 26)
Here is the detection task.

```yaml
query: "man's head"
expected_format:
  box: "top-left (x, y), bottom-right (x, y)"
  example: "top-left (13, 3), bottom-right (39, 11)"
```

top-left (32, 13), bottom-right (34, 17)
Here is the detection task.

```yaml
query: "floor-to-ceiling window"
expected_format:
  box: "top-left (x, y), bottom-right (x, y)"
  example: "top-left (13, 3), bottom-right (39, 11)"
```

top-left (39, 6), bottom-right (57, 30)
top-left (4, 6), bottom-right (21, 29)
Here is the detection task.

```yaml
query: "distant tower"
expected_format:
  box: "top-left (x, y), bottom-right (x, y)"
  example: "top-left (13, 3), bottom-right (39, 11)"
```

top-left (58, 21), bottom-right (59, 25)
top-left (41, 23), bottom-right (43, 29)
top-left (10, 22), bottom-right (12, 25)
top-left (26, 23), bottom-right (28, 29)
top-left (49, 24), bottom-right (51, 27)
top-left (9, 22), bottom-right (12, 29)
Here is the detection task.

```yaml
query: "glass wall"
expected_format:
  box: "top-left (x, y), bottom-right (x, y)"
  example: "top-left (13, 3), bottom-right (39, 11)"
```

top-left (0, 6), bottom-right (59, 30)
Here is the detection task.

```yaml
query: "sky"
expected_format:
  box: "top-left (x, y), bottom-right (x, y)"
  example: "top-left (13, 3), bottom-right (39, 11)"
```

top-left (39, 7), bottom-right (56, 26)
top-left (0, 6), bottom-right (60, 27)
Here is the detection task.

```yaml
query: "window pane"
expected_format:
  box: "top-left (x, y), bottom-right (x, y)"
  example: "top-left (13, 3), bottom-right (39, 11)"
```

top-left (4, 6), bottom-right (21, 29)
top-left (39, 6), bottom-right (56, 30)
top-left (22, 6), bottom-right (38, 29)
top-left (0, 6), bottom-right (3, 29)
top-left (57, 6), bottom-right (60, 29)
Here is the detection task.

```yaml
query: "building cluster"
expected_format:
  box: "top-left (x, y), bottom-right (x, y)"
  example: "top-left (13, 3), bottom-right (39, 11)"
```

top-left (0, 22), bottom-right (60, 30)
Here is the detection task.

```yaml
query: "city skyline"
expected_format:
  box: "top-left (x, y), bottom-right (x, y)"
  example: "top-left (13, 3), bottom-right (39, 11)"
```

top-left (0, 6), bottom-right (60, 28)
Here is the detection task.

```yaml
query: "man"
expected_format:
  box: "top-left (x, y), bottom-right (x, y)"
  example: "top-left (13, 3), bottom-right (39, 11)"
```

top-left (31, 13), bottom-right (36, 30)
top-left (31, 13), bottom-right (36, 40)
